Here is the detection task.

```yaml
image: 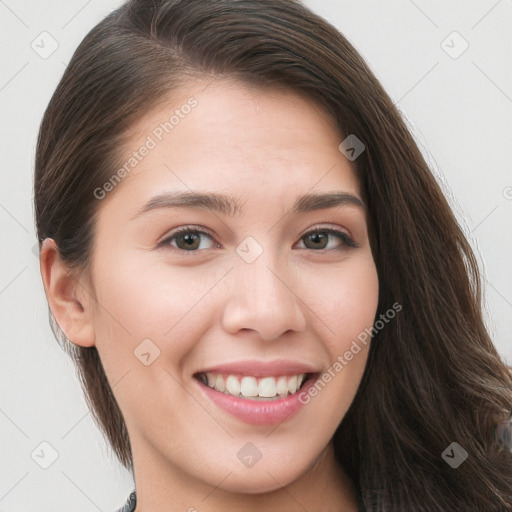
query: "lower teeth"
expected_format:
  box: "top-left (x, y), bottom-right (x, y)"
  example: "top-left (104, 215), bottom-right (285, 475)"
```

top-left (231, 393), bottom-right (286, 400)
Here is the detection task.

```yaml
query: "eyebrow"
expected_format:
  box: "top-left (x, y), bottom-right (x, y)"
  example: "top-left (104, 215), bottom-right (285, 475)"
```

top-left (131, 190), bottom-right (366, 220)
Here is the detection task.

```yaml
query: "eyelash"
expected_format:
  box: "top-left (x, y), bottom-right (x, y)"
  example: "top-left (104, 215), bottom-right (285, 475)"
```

top-left (158, 225), bottom-right (358, 255)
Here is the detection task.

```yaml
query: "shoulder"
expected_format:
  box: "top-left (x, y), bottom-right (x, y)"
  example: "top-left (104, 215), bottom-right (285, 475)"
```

top-left (115, 491), bottom-right (136, 512)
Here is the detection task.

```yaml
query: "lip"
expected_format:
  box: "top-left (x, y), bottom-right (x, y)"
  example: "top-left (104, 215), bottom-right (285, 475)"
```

top-left (194, 359), bottom-right (321, 378)
top-left (194, 372), bottom-right (320, 426)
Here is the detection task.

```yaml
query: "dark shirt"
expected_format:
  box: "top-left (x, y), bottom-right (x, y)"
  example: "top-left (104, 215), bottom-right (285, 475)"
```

top-left (116, 491), bottom-right (136, 512)
top-left (116, 489), bottom-right (366, 511)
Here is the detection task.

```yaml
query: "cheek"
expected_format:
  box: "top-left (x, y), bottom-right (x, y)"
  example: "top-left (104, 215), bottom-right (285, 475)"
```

top-left (91, 255), bottom-right (228, 370)
top-left (293, 256), bottom-right (378, 425)
top-left (89, 256), bottom-right (224, 429)
top-left (301, 252), bottom-right (379, 351)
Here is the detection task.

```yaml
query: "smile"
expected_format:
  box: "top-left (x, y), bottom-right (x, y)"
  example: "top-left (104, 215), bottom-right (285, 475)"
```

top-left (193, 366), bottom-right (320, 425)
top-left (195, 372), bottom-right (310, 400)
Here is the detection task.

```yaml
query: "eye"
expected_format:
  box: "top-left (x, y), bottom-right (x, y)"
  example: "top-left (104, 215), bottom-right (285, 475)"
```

top-left (159, 226), bottom-right (219, 252)
top-left (297, 228), bottom-right (357, 250)
top-left (158, 225), bottom-right (357, 254)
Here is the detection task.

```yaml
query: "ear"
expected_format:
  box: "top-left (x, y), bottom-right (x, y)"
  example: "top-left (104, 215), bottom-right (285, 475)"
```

top-left (39, 238), bottom-right (96, 347)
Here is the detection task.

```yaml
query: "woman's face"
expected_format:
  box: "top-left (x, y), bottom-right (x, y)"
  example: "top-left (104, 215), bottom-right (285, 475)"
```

top-left (83, 79), bottom-right (379, 493)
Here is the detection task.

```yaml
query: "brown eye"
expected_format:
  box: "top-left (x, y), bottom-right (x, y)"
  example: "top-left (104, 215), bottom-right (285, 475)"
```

top-left (299, 228), bottom-right (357, 250)
top-left (175, 232), bottom-right (202, 250)
top-left (160, 227), bottom-right (218, 252)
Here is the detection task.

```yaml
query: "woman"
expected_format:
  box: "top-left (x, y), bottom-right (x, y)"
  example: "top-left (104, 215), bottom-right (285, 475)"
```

top-left (34, 0), bottom-right (512, 510)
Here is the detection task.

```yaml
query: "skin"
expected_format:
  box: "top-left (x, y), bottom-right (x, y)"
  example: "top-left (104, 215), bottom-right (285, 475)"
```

top-left (41, 78), bottom-right (379, 511)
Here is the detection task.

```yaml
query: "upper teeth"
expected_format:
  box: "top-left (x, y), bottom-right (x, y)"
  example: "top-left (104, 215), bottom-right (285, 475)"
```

top-left (199, 372), bottom-right (308, 400)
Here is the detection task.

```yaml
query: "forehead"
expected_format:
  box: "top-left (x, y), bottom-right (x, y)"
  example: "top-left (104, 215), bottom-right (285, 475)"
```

top-left (101, 78), bottom-right (361, 211)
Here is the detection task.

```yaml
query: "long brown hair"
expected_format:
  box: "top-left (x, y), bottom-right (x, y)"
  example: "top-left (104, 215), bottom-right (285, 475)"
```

top-left (34, 0), bottom-right (512, 509)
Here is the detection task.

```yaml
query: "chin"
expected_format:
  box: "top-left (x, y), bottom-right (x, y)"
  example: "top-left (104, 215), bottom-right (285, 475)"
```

top-left (203, 456), bottom-right (311, 495)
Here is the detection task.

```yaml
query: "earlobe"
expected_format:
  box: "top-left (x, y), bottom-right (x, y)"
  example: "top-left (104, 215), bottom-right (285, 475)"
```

top-left (39, 238), bottom-right (96, 347)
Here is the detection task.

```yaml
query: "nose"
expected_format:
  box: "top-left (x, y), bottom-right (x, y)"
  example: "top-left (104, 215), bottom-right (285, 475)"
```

top-left (221, 251), bottom-right (307, 341)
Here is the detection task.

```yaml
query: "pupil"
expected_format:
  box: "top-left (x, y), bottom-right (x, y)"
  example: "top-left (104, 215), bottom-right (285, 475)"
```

top-left (180, 233), bottom-right (199, 249)
top-left (308, 232), bottom-right (327, 249)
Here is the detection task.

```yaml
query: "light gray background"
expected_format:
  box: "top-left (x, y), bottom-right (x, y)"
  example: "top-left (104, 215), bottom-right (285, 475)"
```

top-left (1, 1), bottom-right (511, 510)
